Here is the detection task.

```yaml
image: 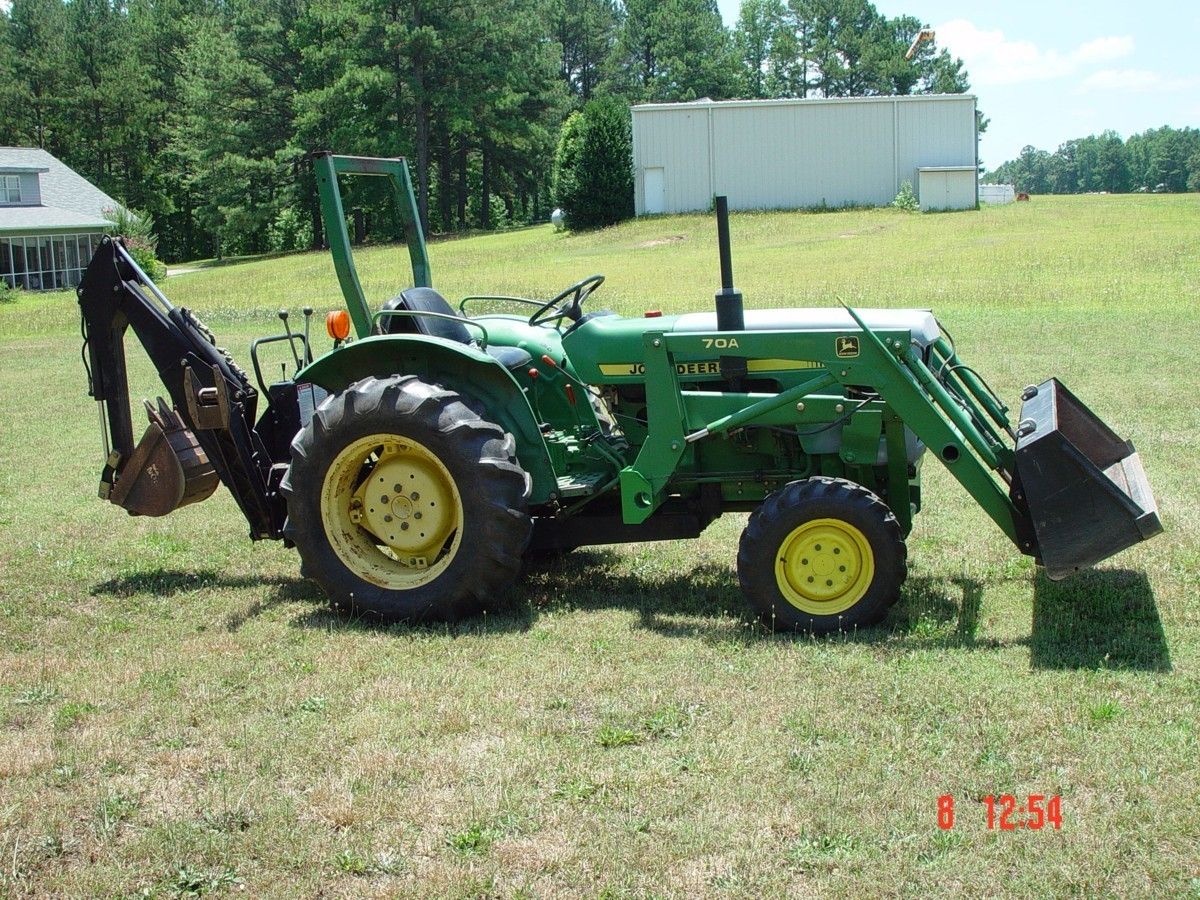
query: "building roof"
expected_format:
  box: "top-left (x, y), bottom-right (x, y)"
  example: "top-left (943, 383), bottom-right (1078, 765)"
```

top-left (0, 147), bottom-right (120, 233)
top-left (632, 93), bottom-right (976, 113)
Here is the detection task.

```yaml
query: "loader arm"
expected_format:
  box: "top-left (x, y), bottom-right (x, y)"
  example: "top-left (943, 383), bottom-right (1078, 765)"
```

top-left (77, 237), bottom-right (283, 539)
top-left (623, 306), bottom-right (1159, 578)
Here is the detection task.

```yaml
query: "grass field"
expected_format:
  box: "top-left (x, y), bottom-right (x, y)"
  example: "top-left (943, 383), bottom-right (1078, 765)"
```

top-left (1, 195), bottom-right (1198, 897)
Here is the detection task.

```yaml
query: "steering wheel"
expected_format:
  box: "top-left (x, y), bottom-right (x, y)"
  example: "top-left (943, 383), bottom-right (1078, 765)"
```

top-left (528, 274), bottom-right (605, 327)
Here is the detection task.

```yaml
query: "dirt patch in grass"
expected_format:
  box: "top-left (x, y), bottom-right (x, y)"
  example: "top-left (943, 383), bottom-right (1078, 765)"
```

top-left (637, 234), bottom-right (687, 248)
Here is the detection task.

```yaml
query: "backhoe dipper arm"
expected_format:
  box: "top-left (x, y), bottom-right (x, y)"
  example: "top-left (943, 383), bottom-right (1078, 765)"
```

top-left (77, 237), bottom-right (283, 539)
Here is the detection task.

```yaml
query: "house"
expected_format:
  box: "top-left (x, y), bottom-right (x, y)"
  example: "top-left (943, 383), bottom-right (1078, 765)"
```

top-left (0, 147), bottom-right (120, 291)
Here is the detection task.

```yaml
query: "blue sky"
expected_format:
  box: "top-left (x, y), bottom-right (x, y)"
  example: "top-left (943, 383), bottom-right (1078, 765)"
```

top-left (716, 0), bottom-right (1200, 169)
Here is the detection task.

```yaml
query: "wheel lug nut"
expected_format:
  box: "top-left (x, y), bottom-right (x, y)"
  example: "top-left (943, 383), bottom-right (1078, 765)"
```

top-left (394, 483), bottom-right (402, 492)
top-left (381, 495), bottom-right (389, 503)
top-left (401, 522), bottom-right (409, 531)
top-left (414, 512), bottom-right (422, 520)
top-left (411, 491), bottom-right (420, 500)
top-left (384, 514), bottom-right (393, 522)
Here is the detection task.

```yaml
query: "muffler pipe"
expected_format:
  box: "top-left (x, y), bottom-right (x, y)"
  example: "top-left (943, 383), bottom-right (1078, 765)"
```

top-left (713, 196), bottom-right (746, 382)
top-left (714, 196), bottom-right (744, 332)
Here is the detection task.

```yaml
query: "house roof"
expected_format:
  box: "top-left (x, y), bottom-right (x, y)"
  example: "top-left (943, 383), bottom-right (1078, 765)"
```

top-left (0, 147), bottom-right (120, 233)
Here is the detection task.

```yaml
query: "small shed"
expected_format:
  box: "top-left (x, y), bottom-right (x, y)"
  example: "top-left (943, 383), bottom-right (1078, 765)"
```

top-left (632, 94), bottom-right (978, 215)
top-left (917, 166), bottom-right (978, 211)
top-left (979, 183), bottom-right (1016, 205)
top-left (1, 147), bottom-right (118, 291)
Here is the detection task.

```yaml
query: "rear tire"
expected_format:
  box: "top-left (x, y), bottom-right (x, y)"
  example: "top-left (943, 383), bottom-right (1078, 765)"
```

top-left (737, 477), bottom-right (906, 634)
top-left (282, 375), bottom-right (531, 623)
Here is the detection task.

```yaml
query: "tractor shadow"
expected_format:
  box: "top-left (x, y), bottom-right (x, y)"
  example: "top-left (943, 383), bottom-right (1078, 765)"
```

top-left (88, 556), bottom-right (986, 646)
top-left (90, 560), bottom-right (1171, 670)
top-left (91, 568), bottom-right (327, 632)
top-left (1030, 568), bottom-right (1170, 672)
top-left (92, 569), bottom-right (303, 598)
top-left (514, 549), bottom-right (987, 648)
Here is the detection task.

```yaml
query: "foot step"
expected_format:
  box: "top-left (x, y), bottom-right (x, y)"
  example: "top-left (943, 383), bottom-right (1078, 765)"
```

top-left (556, 472), bottom-right (607, 498)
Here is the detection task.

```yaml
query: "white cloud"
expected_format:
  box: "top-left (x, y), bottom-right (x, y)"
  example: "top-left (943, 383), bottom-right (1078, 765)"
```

top-left (935, 19), bottom-right (1134, 86)
top-left (1079, 69), bottom-right (1199, 93)
top-left (1072, 36), bottom-right (1136, 64)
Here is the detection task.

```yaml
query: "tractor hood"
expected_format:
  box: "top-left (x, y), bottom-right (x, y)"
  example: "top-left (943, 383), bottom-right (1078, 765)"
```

top-left (561, 305), bottom-right (941, 387)
top-left (671, 308), bottom-right (940, 348)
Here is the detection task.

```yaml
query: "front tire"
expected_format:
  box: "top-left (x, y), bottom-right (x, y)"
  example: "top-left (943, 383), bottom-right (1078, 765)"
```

top-left (737, 477), bottom-right (906, 634)
top-left (282, 375), bottom-right (531, 622)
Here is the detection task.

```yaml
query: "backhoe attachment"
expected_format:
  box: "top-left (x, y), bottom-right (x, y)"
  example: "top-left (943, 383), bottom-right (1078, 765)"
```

top-left (78, 238), bottom-right (284, 539)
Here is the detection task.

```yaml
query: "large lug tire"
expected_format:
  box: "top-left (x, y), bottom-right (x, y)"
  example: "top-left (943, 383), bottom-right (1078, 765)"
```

top-left (737, 477), bottom-right (907, 634)
top-left (281, 375), bottom-right (532, 623)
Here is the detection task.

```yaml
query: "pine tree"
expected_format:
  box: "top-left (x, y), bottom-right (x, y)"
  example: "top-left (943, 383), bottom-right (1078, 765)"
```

top-left (610, 0), bottom-right (739, 102)
top-left (551, 0), bottom-right (619, 102)
top-left (0, 11), bottom-right (17, 143)
top-left (735, 0), bottom-right (787, 98)
top-left (5, 0), bottom-right (70, 152)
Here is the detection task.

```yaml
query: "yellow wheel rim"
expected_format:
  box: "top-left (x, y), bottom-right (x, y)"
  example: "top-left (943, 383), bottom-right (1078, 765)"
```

top-left (774, 518), bottom-right (874, 615)
top-left (321, 433), bottom-right (464, 590)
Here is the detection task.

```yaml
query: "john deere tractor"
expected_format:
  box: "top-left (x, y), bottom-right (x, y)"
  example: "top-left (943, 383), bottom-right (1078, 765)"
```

top-left (77, 154), bottom-right (1161, 633)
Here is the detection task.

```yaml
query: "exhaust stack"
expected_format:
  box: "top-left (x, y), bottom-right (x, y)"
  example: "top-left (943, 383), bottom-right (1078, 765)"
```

top-left (713, 196), bottom-right (746, 381)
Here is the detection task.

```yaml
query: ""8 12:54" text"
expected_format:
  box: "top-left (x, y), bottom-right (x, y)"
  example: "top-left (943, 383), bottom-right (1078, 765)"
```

top-left (937, 794), bottom-right (1063, 830)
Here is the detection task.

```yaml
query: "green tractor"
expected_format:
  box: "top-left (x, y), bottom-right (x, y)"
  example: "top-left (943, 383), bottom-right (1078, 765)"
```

top-left (77, 153), bottom-right (1161, 633)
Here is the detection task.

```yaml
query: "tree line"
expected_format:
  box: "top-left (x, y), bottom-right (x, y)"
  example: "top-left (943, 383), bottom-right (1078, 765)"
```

top-left (984, 127), bottom-right (1200, 195)
top-left (1, 0), bottom-right (970, 263)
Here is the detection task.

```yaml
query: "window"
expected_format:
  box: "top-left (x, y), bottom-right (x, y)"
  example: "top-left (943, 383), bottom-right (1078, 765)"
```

top-left (2, 175), bottom-right (21, 204)
top-left (1, 233), bottom-right (98, 290)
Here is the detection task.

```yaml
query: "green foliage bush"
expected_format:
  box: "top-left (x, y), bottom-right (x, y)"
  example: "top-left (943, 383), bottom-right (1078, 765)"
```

top-left (891, 181), bottom-right (919, 212)
top-left (267, 207), bottom-right (313, 253)
top-left (103, 206), bottom-right (167, 280)
top-left (552, 112), bottom-right (585, 218)
top-left (552, 98), bottom-right (634, 230)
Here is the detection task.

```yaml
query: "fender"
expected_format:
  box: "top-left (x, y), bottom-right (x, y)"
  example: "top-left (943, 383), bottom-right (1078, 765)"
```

top-left (298, 334), bottom-right (557, 504)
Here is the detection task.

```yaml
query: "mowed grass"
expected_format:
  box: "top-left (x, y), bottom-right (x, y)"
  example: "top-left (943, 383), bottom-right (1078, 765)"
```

top-left (0, 195), bottom-right (1198, 897)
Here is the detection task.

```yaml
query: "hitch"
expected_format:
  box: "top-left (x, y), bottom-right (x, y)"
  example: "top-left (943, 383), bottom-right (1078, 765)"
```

top-left (184, 364), bottom-right (233, 430)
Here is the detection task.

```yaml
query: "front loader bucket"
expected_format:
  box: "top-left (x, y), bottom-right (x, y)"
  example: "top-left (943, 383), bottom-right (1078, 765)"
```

top-left (107, 399), bottom-right (219, 517)
top-left (1013, 379), bottom-right (1161, 580)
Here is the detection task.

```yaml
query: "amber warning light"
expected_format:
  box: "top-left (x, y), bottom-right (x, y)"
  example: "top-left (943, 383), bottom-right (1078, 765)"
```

top-left (326, 309), bottom-right (351, 342)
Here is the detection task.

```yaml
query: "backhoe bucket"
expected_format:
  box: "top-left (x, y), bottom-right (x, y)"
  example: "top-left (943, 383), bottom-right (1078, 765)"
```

top-left (107, 399), bottom-right (219, 517)
top-left (1013, 379), bottom-right (1161, 580)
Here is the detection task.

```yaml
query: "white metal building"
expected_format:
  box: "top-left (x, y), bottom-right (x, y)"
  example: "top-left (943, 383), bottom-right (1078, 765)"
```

top-left (632, 94), bottom-right (978, 215)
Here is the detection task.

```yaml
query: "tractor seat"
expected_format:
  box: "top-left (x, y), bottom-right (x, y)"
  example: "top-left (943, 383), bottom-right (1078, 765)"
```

top-left (381, 287), bottom-right (532, 370)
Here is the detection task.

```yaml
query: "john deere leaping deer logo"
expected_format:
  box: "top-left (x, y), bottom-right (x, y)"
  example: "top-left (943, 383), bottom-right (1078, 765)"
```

top-left (836, 336), bottom-right (860, 358)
